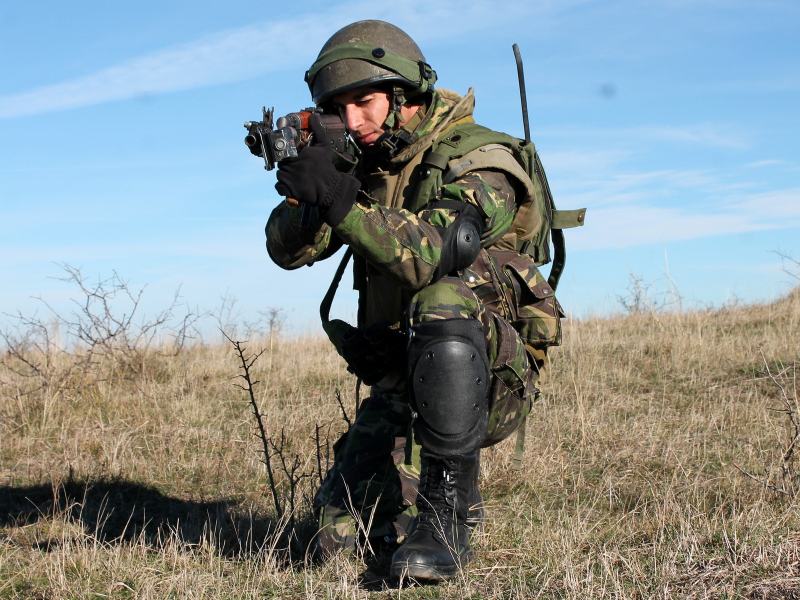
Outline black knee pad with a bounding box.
[407,318,490,455]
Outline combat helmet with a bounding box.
[305,20,437,106]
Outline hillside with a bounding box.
[2,289,800,599]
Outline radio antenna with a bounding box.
[512,44,531,144]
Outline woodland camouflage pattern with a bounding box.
[312,389,420,554]
[267,88,559,553]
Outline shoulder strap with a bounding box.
[410,124,522,213]
[442,144,534,196]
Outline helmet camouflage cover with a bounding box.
[306,20,437,106]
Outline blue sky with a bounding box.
[1,0,798,333]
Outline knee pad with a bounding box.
[407,318,490,455]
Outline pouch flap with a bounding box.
[503,254,555,300]
[322,318,354,357]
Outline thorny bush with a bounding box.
[0,264,202,402]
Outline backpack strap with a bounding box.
[442,144,545,249]
[442,144,534,194]
[410,124,523,213]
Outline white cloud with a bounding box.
[695,72,800,95]
[540,122,749,149]
[0,19,326,118]
[634,124,748,149]
[552,168,727,209]
[541,149,630,176]
[732,187,800,216]
[746,159,785,168]
[568,186,800,251]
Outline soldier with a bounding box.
[266,20,547,580]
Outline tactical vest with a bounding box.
[319,101,586,467]
[321,113,586,363]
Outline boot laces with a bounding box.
[416,457,458,529]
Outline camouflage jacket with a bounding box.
[266,89,530,330]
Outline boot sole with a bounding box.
[389,548,475,582]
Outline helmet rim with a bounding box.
[306,21,435,106]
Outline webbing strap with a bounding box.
[512,418,527,471]
[548,229,566,291]
[552,208,586,230]
[320,248,352,323]
[426,199,472,213]
[422,151,450,171]
[320,248,354,355]
[547,208,586,290]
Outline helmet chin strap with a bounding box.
[383,86,406,130]
[378,86,419,157]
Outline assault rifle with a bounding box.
[244,107,359,227]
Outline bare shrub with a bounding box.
[228,335,325,553]
[616,269,683,317]
[734,350,800,496]
[0,264,202,434]
[775,249,800,282]
[210,293,285,348]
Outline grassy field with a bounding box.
[2,286,800,599]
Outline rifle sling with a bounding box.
[320,248,354,356]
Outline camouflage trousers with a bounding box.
[313,276,539,556]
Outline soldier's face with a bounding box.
[332,86,419,147]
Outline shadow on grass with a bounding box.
[0,476,316,558]
[1,476,416,585]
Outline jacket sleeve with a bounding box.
[331,169,518,289]
[265,202,342,270]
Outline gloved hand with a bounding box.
[275,114,360,226]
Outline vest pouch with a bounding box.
[483,311,537,448]
[503,255,564,350]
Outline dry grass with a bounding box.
[2,288,800,599]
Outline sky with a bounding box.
[1,0,799,336]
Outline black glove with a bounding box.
[274,115,360,226]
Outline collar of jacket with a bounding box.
[390,87,476,167]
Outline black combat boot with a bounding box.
[390,451,479,581]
